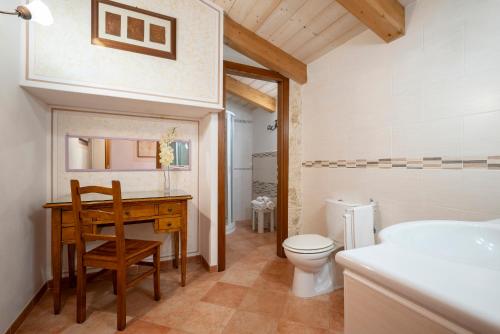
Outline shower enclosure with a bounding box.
[225,111,236,234]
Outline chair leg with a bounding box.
[76,260,87,324]
[252,209,256,231]
[270,210,275,232]
[116,267,127,331]
[258,210,264,234]
[112,271,117,295]
[153,246,161,301]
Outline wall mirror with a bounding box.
[66,135,190,172]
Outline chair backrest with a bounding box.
[70,180,126,263]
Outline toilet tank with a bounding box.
[325,199,358,246]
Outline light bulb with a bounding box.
[25,0,53,26]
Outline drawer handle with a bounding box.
[168,208,173,212]
[167,223,172,227]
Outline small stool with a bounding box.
[252,207,275,233]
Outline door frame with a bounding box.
[218,60,289,271]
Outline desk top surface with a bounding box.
[44,189,192,208]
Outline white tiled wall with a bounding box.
[301,0,500,235]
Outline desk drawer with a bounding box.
[156,217,181,232]
[159,202,182,216]
[123,205,156,220]
[62,210,75,226]
[62,225,95,243]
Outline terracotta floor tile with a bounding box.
[282,297,332,329]
[16,295,75,334]
[17,220,345,334]
[222,310,277,334]
[276,320,330,334]
[219,267,261,287]
[122,320,171,333]
[141,300,194,329]
[235,254,269,272]
[261,259,294,277]
[329,304,344,333]
[238,289,288,318]
[201,282,249,308]
[60,311,129,334]
[165,330,191,334]
[252,272,292,294]
[170,278,217,302]
[330,289,344,309]
[178,301,235,334]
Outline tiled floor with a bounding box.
[17,221,344,333]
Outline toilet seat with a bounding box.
[283,234,335,254]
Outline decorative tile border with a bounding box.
[252,181,277,198]
[302,156,500,170]
[234,119,253,124]
[252,151,277,158]
[488,156,500,170]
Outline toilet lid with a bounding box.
[283,234,334,252]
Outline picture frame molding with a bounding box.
[91,0,177,60]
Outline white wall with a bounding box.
[0,7,50,333]
[302,0,500,236]
[252,108,277,154]
[23,0,223,112]
[198,113,219,266]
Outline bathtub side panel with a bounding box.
[344,271,468,334]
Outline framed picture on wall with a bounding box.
[91,0,177,60]
[137,140,157,158]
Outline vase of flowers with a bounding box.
[159,127,176,194]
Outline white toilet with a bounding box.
[283,199,374,298]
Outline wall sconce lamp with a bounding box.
[267,120,278,131]
[0,0,53,26]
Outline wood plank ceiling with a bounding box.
[226,74,277,111]
[213,0,368,64]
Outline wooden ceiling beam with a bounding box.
[224,15,307,84]
[336,0,405,43]
[226,76,276,112]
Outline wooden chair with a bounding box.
[70,180,162,331]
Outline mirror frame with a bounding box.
[65,135,191,172]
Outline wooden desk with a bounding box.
[43,190,192,315]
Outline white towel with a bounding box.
[265,201,275,210]
[251,199,265,209]
[344,204,375,250]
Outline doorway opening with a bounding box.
[218,60,289,271]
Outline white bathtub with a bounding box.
[336,219,500,334]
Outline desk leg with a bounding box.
[172,232,179,269]
[51,208,62,314]
[68,244,76,288]
[181,203,187,287]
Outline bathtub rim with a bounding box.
[336,219,500,334]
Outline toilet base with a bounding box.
[292,261,334,298]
